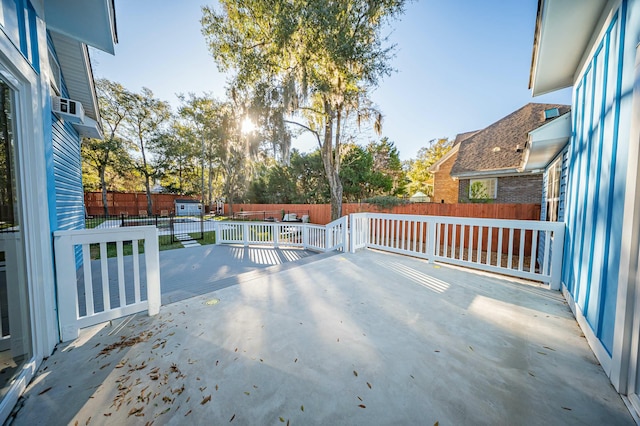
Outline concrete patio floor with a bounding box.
[9,250,634,425]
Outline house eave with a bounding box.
[529,0,607,96]
[50,32,101,126]
[452,169,543,180]
[520,112,572,171]
[72,116,103,139]
[44,0,117,54]
[429,144,459,173]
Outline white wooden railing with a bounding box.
[54,226,161,342]
[349,213,565,289]
[215,216,348,252]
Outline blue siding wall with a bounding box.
[45,35,86,268]
[51,114,85,232]
[562,5,628,355]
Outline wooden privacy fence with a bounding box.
[228,203,541,225]
[85,192,200,216]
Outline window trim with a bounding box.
[545,156,562,222]
[469,178,497,200]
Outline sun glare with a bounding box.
[241,117,256,134]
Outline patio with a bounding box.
[9,249,633,425]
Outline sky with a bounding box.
[90,0,573,161]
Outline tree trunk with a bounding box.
[320,100,343,221]
[144,173,153,215]
[208,158,213,211]
[100,166,109,216]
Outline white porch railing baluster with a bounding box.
[54,226,160,342]
[347,213,564,288]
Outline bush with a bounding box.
[363,196,410,210]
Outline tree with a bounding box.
[178,93,225,209]
[367,137,406,196]
[201,0,407,220]
[152,121,199,194]
[123,88,171,215]
[406,138,453,197]
[340,144,375,202]
[82,79,133,215]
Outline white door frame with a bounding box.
[0,18,58,423]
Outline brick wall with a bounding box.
[432,152,459,204]
[458,174,543,204]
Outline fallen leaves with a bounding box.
[128,406,144,417]
[201,395,212,405]
[98,332,152,357]
[358,404,366,409]
[38,387,52,395]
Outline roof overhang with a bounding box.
[452,169,543,179]
[49,32,100,123]
[45,0,117,54]
[428,144,459,173]
[529,0,607,96]
[521,112,571,171]
[72,116,103,139]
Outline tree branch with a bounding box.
[283,119,322,150]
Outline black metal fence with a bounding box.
[84,214,206,246]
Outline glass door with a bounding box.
[0,77,32,401]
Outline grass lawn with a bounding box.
[85,217,106,229]
[90,231,217,259]
[193,230,216,245]
[89,240,145,260]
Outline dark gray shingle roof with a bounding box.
[450,103,571,175]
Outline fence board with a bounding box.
[85,192,199,216]
[226,203,541,225]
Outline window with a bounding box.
[546,156,562,221]
[47,47,61,95]
[469,178,497,200]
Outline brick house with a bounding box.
[429,131,479,203]
[435,103,570,203]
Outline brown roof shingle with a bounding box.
[450,103,571,176]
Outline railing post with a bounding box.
[426,219,437,264]
[325,225,331,253]
[144,227,161,316]
[243,222,249,247]
[549,224,565,291]
[273,223,279,248]
[349,214,355,253]
[302,224,309,249]
[214,221,221,245]
[54,233,80,342]
[342,216,348,251]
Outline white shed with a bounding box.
[175,199,202,216]
[410,191,430,203]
